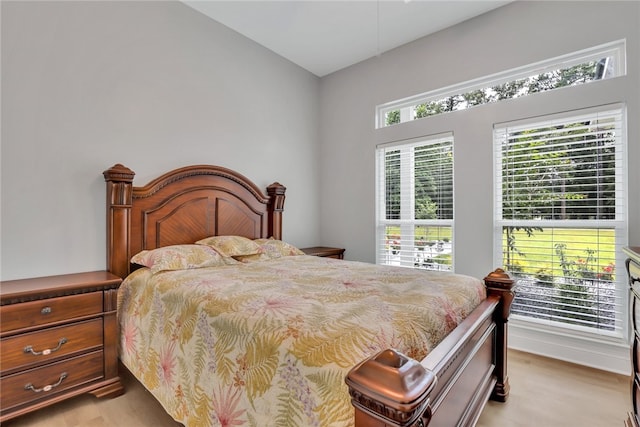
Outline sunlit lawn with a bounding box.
[504,228,617,278]
[384,226,617,278]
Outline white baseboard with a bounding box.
[508,319,631,375]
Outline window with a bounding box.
[376,133,454,271]
[494,106,627,337]
[377,40,625,128]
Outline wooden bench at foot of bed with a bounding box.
[346,269,515,427]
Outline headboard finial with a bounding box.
[103,164,135,182]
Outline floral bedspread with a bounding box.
[117,256,485,427]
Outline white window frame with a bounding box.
[492,104,628,342]
[376,133,454,271]
[376,40,626,128]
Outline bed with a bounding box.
[103,163,515,427]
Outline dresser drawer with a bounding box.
[635,302,640,337]
[1,318,103,374]
[630,258,640,295]
[631,259,640,337]
[0,350,104,413]
[0,292,103,334]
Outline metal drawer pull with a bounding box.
[24,337,68,356]
[41,306,52,315]
[24,372,67,393]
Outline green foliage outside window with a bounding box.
[386,60,605,125]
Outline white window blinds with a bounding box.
[494,105,627,336]
[376,134,454,271]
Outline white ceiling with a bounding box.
[183,0,512,77]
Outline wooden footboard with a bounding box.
[346,269,515,427]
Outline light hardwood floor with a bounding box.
[3,350,630,427]
[477,350,629,427]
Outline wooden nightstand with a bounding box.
[0,271,124,422]
[301,246,345,259]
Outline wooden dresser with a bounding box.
[301,246,345,259]
[0,271,124,422]
[625,246,640,427]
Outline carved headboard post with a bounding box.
[267,182,286,240]
[103,164,135,278]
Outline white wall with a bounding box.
[1,1,321,280]
[318,0,639,373]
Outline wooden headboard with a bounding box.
[103,164,286,278]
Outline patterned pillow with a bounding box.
[130,244,236,273]
[254,238,305,258]
[195,235,261,257]
[234,239,305,263]
[233,253,271,263]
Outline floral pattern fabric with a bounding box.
[253,239,306,258]
[196,235,262,257]
[117,256,485,427]
[130,244,237,273]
